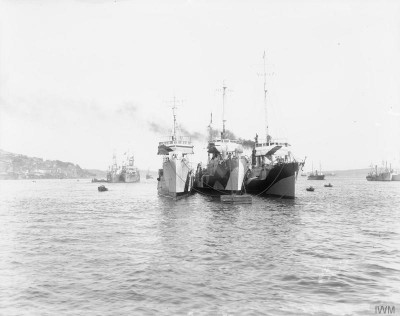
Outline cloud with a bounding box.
[0,95,107,121]
[147,121,168,134]
[147,119,207,141]
[115,102,138,117]
[179,126,207,141]
[212,128,255,149]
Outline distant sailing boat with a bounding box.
[244,52,303,198]
[194,82,250,195]
[157,99,194,199]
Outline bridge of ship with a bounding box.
[159,135,193,146]
[255,140,290,148]
[208,138,244,156]
[212,138,242,144]
[158,135,194,155]
[254,139,291,158]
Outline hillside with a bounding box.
[0,149,98,180]
[1,148,374,180]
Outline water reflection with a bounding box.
[0,179,399,315]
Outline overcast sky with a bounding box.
[1,0,399,171]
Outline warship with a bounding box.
[121,154,140,182]
[366,163,393,181]
[106,153,140,183]
[307,169,325,180]
[245,135,302,198]
[157,100,194,199]
[194,84,250,196]
[306,161,325,180]
[244,52,303,198]
[307,172,325,180]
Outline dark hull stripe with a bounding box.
[194,157,247,194]
[245,162,299,198]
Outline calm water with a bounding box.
[0,177,399,315]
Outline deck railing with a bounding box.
[256,138,290,147]
[210,138,241,144]
[159,135,192,146]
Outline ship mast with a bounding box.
[222,81,227,139]
[172,96,178,140]
[208,112,213,141]
[113,153,117,169]
[263,51,269,144]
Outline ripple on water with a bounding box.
[0,178,399,315]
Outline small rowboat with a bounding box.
[306,186,315,192]
[98,185,108,192]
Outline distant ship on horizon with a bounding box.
[107,153,140,183]
[366,163,393,181]
[307,163,325,180]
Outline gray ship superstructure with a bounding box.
[106,153,140,183]
[195,135,249,195]
[366,163,393,181]
[194,84,250,195]
[121,154,140,183]
[157,102,194,199]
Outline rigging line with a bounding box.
[254,163,286,197]
[191,161,234,195]
[160,157,192,194]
